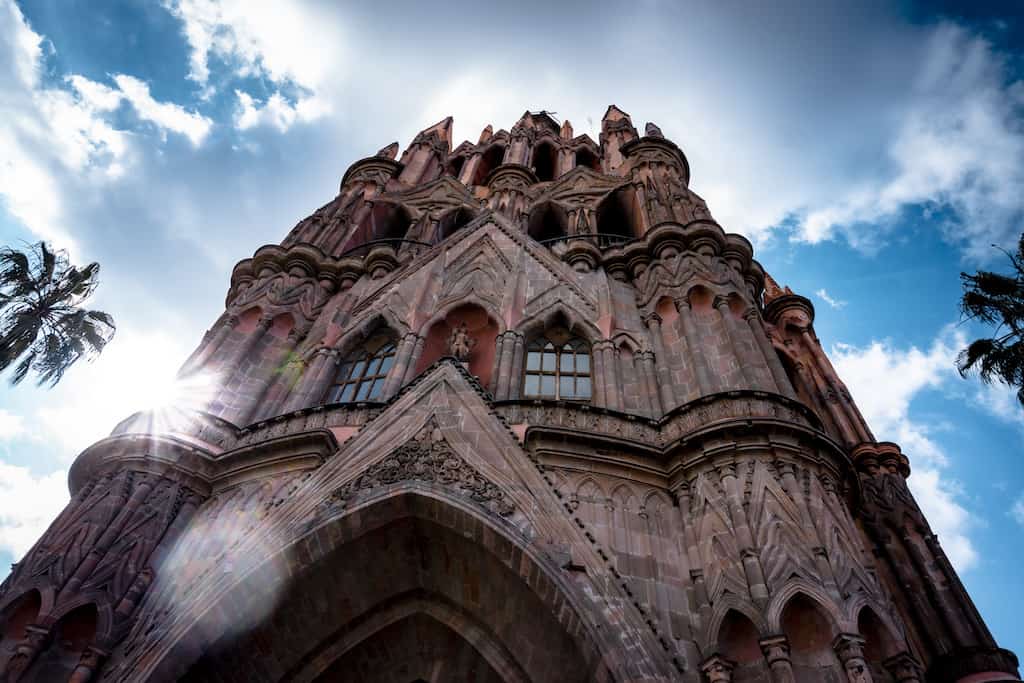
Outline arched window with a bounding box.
[327,333,397,402]
[575,147,600,171]
[472,145,505,186]
[527,202,569,243]
[524,333,591,400]
[533,141,558,182]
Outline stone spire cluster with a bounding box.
[0,107,1018,682]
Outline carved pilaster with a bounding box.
[833,633,874,683]
[759,634,796,683]
[700,653,735,682]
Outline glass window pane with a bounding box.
[351,359,366,379]
[368,378,386,399]
[365,357,382,376]
[560,352,575,372]
[524,374,540,396]
[559,376,574,398]
[541,375,556,396]
[526,351,541,371]
[379,355,394,373]
[576,353,590,373]
[356,380,372,401]
[542,352,556,371]
[339,383,355,402]
[576,377,591,399]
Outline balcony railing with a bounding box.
[538,233,633,250]
[337,238,434,260]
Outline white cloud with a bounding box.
[800,24,1024,260]
[0,0,212,251]
[0,461,68,560]
[831,327,979,570]
[111,75,212,146]
[815,288,847,310]
[0,410,25,441]
[1012,495,1024,527]
[234,89,328,133]
[162,0,345,90]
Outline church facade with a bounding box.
[0,107,1018,682]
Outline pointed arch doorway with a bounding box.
[177,489,605,683]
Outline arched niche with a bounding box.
[341,202,414,254]
[532,140,558,182]
[717,609,768,682]
[446,154,467,180]
[858,606,901,681]
[472,145,506,186]
[0,590,41,671]
[596,185,641,241]
[527,202,569,243]
[780,593,842,682]
[437,207,477,242]
[23,603,97,683]
[176,492,604,683]
[415,303,499,388]
[575,147,600,171]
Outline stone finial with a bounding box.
[560,119,574,140]
[478,124,493,144]
[375,142,399,159]
[645,122,664,137]
[763,272,792,302]
[602,104,632,124]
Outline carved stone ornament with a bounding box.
[322,420,516,517]
[447,321,477,361]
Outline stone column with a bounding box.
[716,462,769,605]
[674,298,714,395]
[598,342,621,410]
[714,296,757,389]
[282,347,336,412]
[643,313,677,411]
[68,646,108,683]
[383,333,419,397]
[222,315,273,373]
[242,327,305,423]
[700,654,736,682]
[883,652,923,683]
[760,635,797,683]
[0,625,49,680]
[591,342,607,406]
[402,335,426,385]
[638,350,663,417]
[744,308,796,399]
[833,634,875,683]
[801,328,872,443]
[495,332,518,400]
[508,332,525,398]
[181,313,238,375]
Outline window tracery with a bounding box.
[326,333,397,402]
[523,329,591,400]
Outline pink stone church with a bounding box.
[0,107,1018,682]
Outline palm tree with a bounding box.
[0,241,116,387]
[957,233,1024,406]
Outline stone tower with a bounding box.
[0,107,1018,683]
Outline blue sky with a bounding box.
[1,0,1022,657]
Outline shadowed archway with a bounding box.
[176,490,606,683]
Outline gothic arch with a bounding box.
[147,490,613,682]
[515,301,602,344]
[329,309,408,358]
[702,596,769,652]
[766,580,843,634]
[526,200,570,243]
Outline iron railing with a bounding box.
[337,238,433,260]
[538,233,633,250]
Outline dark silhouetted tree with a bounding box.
[957,233,1024,406]
[0,241,115,387]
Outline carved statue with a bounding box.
[447,322,476,361]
